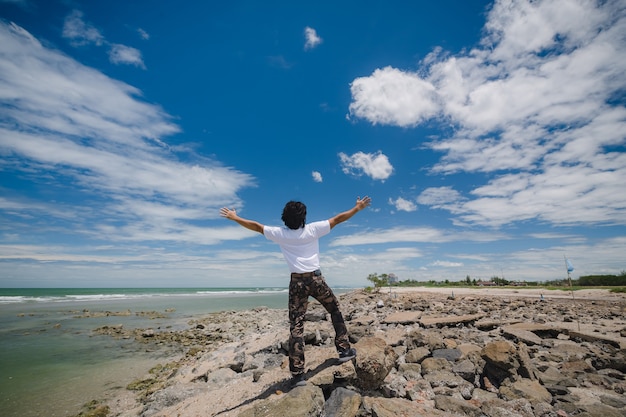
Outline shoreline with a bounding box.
[94,287,626,417]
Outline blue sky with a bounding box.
[1,0,625,288]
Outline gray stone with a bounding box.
[422,357,452,374]
[423,370,468,388]
[432,348,462,361]
[406,378,435,402]
[480,398,535,417]
[434,395,483,417]
[499,379,552,403]
[322,387,361,417]
[406,329,446,350]
[361,396,452,417]
[382,371,407,398]
[538,366,567,386]
[502,327,543,346]
[576,403,624,417]
[419,313,485,328]
[517,343,539,380]
[405,346,430,363]
[452,359,477,382]
[600,393,626,408]
[238,385,325,417]
[397,362,421,379]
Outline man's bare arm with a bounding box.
[220,207,264,234]
[328,196,371,229]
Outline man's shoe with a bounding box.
[338,347,357,363]
[291,373,307,387]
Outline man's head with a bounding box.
[282,201,306,229]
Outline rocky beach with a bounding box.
[89,288,626,417]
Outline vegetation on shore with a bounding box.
[365,271,626,293]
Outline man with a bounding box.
[220,196,371,387]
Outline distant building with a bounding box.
[388,273,399,284]
[477,280,497,287]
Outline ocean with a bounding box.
[0,287,350,417]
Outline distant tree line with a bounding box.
[366,271,626,290]
[577,272,626,286]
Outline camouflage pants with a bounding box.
[288,273,351,375]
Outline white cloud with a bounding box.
[389,197,417,212]
[62,10,146,68]
[330,227,446,247]
[348,66,440,126]
[109,44,146,68]
[0,22,255,244]
[417,187,463,208]
[304,26,322,50]
[62,10,104,46]
[431,260,463,268]
[339,151,393,181]
[348,0,626,228]
[137,28,150,40]
[329,226,507,247]
[312,171,323,182]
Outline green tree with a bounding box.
[367,273,389,291]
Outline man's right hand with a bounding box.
[356,196,372,211]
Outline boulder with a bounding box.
[432,348,462,361]
[322,387,361,417]
[238,385,325,417]
[481,341,520,386]
[499,379,552,403]
[361,396,452,417]
[421,357,452,374]
[434,395,482,417]
[482,341,519,372]
[406,330,446,350]
[353,337,398,390]
[405,347,430,363]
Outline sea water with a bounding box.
[0,287,309,417]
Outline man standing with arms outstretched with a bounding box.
[220,196,371,387]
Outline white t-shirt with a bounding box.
[263,220,331,273]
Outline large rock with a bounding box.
[481,341,519,372]
[481,340,520,386]
[361,396,453,417]
[322,387,361,417]
[480,398,535,417]
[434,395,482,417]
[405,347,430,363]
[238,385,325,417]
[406,330,446,350]
[353,337,398,390]
[499,379,552,403]
[421,357,452,374]
[516,343,539,380]
[452,359,478,382]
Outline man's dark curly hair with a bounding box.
[282,201,307,230]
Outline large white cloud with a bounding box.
[0,21,255,243]
[339,151,394,181]
[348,67,440,126]
[349,0,626,227]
